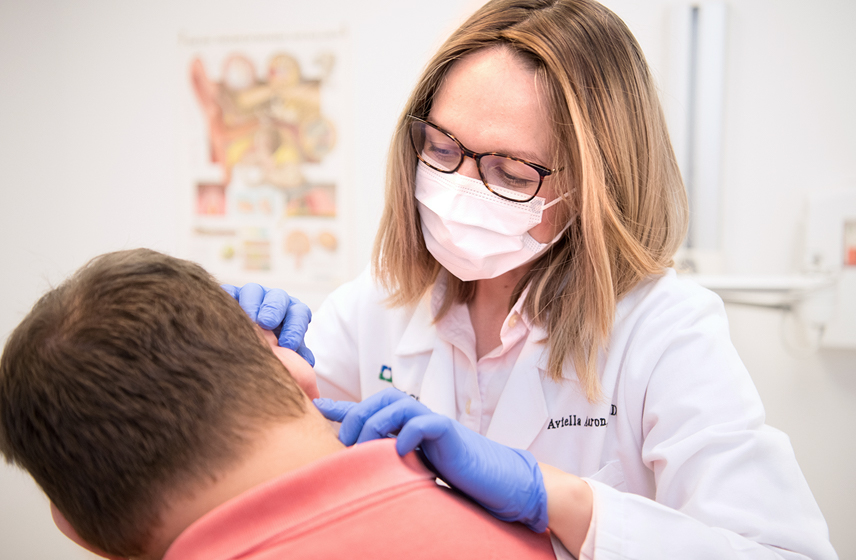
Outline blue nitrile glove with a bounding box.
[314,388,548,532]
[222,283,315,366]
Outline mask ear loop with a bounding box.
[541,188,574,210]
[532,189,576,248]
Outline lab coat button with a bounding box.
[508,313,519,328]
[465,399,472,415]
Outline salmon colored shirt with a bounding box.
[163,438,555,560]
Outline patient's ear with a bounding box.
[258,328,320,399]
[51,502,127,560]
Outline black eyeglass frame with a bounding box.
[407,115,558,203]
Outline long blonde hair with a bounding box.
[372,0,688,401]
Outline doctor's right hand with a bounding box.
[222,283,315,366]
[314,388,549,533]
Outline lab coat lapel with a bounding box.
[392,292,456,420]
[417,339,457,420]
[485,329,549,451]
[394,293,435,356]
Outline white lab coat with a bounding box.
[305,268,837,560]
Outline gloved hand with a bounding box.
[222,283,315,366]
[314,388,548,532]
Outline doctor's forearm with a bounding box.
[539,463,593,558]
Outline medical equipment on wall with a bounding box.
[689,187,856,352]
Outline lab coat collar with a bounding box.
[390,279,457,419]
[416,338,458,419]
[533,324,551,372]
[485,330,550,450]
[392,272,460,357]
[393,289,437,356]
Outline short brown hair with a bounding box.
[373,0,688,401]
[0,249,306,556]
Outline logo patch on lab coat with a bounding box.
[379,365,392,383]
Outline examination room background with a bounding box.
[1,0,854,558]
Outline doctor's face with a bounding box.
[427,47,566,243]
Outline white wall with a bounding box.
[720,2,856,553]
[1,0,853,558]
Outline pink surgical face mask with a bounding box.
[414,161,569,281]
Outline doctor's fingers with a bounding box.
[234,283,267,323]
[230,284,314,364]
[354,396,433,444]
[312,388,413,442]
[221,284,240,299]
[336,388,414,445]
[276,298,312,351]
[313,398,355,422]
[294,343,316,367]
[230,283,295,332]
[257,288,292,331]
[395,413,460,457]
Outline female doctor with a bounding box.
[229,0,836,558]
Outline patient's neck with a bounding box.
[142,400,344,560]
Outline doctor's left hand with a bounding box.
[222,283,315,366]
[314,388,548,533]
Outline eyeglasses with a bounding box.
[408,115,557,203]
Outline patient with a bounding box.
[0,249,554,560]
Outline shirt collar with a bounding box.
[395,273,546,358]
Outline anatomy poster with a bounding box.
[180,29,350,290]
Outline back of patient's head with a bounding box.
[0,248,306,557]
